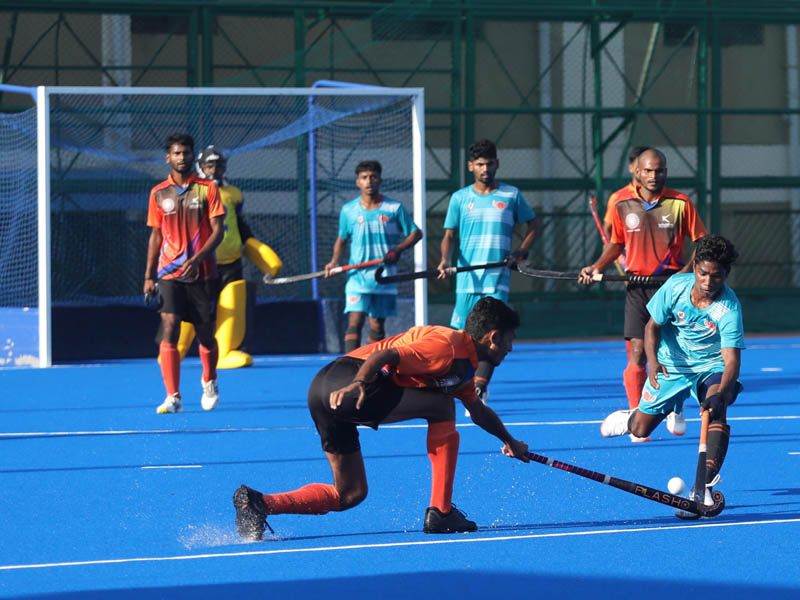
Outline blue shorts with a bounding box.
[344,292,396,319]
[450,291,508,329]
[639,371,742,416]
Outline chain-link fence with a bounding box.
[2,1,799,338]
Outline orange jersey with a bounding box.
[603,183,635,227]
[347,325,480,404]
[609,186,706,275]
[147,173,224,281]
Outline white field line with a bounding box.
[140,465,202,469]
[1,517,799,572]
[2,414,800,438]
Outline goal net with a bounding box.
[0,85,426,366]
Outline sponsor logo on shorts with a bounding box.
[625,213,641,230]
[348,295,361,304]
[642,389,657,403]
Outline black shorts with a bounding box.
[307,356,456,455]
[623,274,675,340]
[218,258,244,289]
[158,278,219,326]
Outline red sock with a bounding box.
[623,364,647,410]
[263,483,340,515]
[427,421,459,513]
[159,342,180,396]
[199,341,218,383]
[625,339,631,362]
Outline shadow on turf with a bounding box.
[19,571,800,600]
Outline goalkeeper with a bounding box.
[173,146,282,369]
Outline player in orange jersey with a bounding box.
[579,148,707,441]
[233,297,530,540]
[144,133,225,414]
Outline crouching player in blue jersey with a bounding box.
[600,235,743,515]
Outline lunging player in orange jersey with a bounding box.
[233,297,530,540]
[579,148,707,442]
[144,133,225,414]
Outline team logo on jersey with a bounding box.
[493,200,507,210]
[358,215,364,225]
[467,202,474,212]
[676,310,685,321]
[161,198,176,214]
[658,214,674,229]
[348,295,361,304]
[378,215,389,223]
[625,213,641,230]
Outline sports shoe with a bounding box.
[423,504,477,534]
[465,385,489,416]
[201,378,219,411]
[629,433,651,443]
[666,410,686,436]
[600,409,632,438]
[233,485,273,541]
[156,393,182,414]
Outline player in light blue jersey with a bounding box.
[326,160,422,353]
[600,235,743,514]
[437,139,538,403]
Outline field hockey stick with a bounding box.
[526,450,725,518]
[263,258,384,284]
[374,261,509,284]
[515,260,668,284]
[676,409,712,520]
[589,196,626,276]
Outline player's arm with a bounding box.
[144,227,162,295]
[702,347,742,417]
[465,398,529,462]
[325,236,347,276]
[578,242,625,284]
[384,228,422,265]
[644,317,668,388]
[437,228,456,278]
[506,217,539,266]
[182,215,224,279]
[329,348,400,411]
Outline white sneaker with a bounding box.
[157,393,182,414]
[600,409,632,438]
[629,433,651,443]
[201,378,219,411]
[666,411,686,436]
[465,386,489,416]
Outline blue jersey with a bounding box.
[338,196,419,295]
[647,273,744,374]
[444,183,535,294]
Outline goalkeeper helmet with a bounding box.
[196,145,227,183]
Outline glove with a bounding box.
[701,393,725,415]
[383,248,401,265]
[504,248,529,267]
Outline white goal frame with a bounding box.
[34,85,426,367]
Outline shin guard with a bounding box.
[427,421,459,513]
[706,422,730,485]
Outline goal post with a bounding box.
[0,84,426,366]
